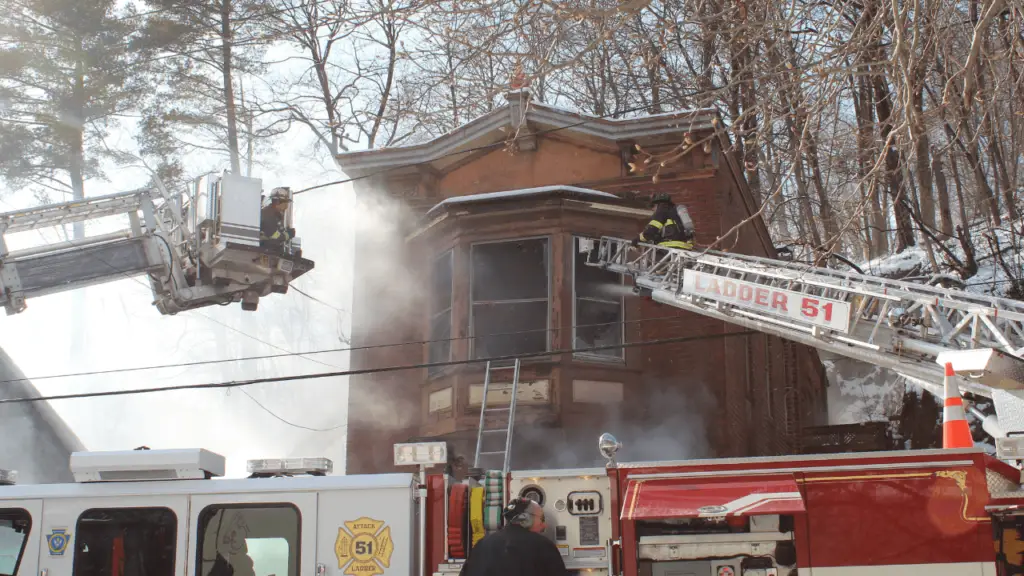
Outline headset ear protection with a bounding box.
[503,498,533,525]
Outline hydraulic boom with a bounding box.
[0,173,314,316]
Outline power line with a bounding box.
[0,331,756,405]
[238,388,347,432]
[291,285,346,312]
[0,313,693,385]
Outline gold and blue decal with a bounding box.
[46,528,71,556]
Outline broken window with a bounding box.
[573,237,623,360]
[429,251,453,375]
[471,238,549,359]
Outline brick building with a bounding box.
[335,90,829,474]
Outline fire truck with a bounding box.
[5,237,1024,576]
[2,440,1024,576]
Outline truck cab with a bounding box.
[0,449,415,576]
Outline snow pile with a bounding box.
[861,215,1023,299]
[823,214,1022,436]
[822,354,905,425]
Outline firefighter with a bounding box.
[458,498,567,576]
[631,192,695,250]
[260,187,295,251]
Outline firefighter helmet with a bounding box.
[269,187,291,203]
[650,193,673,205]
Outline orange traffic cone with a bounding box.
[943,362,974,449]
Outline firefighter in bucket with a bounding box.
[632,193,695,250]
[260,187,296,253]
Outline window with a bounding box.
[0,509,30,576]
[72,508,176,576]
[197,505,299,576]
[471,238,550,359]
[429,251,454,376]
[573,237,624,360]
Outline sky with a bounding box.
[0,127,360,479]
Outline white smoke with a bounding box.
[511,376,716,469]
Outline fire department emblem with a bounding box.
[46,528,70,556]
[334,517,394,576]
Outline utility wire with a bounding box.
[0,331,756,405]
[291,285,346,312]
[0,313,692,385]
[237,388,347,432]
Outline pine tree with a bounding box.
[139,0,285,175]
[0,0,148,235]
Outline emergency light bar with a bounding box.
[247,457,333,476]
[393,442,447,466]
[0,469,16,486]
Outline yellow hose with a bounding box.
[470,486,485,547]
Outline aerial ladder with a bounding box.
[0,172,314,316]
[582,236,1024,454]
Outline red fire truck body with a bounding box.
[429,447,1024,576]
[5,445,1024,576]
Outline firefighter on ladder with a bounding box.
[631,193,695,250]
[260,187,295,252]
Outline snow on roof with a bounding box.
[425,186,618,216]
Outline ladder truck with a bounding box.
[581,236,1024,453]
[0,172,314,316]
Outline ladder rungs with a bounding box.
[485,407,509,412]
[482,429,506,434]
[479,451,505,456]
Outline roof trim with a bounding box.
[336,100,719,177]
[424,185,619,216]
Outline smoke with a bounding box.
[511,376,716,469]
[0,346,84,484]
[341,186,430,435]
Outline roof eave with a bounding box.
[335,106,721,179]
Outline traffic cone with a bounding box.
[943,362,974,449]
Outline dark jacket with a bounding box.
[638,202,693,249]
[260,205,291,245]
[458,525,567,576]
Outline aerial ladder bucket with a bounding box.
[0,172,314,316]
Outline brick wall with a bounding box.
[343,130,829,473]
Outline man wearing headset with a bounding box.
[458,497,568,576]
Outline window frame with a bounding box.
[194,503,302,576]
[468,235,552,361]
[571,235,625,363]
[0,508,31,576]
[428,249,455,376]
[72,506,178,576]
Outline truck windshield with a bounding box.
[0,509,31,576]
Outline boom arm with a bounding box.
[0,173,314,316]
[585,236,1024,400]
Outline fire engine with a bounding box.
[3,440,1024,576]
[5,237,1024,576]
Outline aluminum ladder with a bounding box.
[472,359,521,476]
